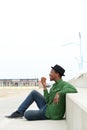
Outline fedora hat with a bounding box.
[51,64,65,76]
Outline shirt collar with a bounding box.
[55,79,63,84]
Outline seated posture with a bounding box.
[6,64,77,120]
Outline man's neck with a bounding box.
[54,77,61,82]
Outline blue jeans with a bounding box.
[17,90,47,120]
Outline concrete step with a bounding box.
[66,88,87,130]
[0,117,67,130]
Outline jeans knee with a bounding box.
[24,110,36,120]
[24,111,29,120]
[31,90,37,94]
[24,110,47,120]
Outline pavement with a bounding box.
[0,88,67,130]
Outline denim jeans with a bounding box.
[17,90,47,120]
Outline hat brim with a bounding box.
[51,67,65,76]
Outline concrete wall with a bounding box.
[69,72,87,88]
[66,72,87,130]
[66,89,87,130]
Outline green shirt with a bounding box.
[44,79,77,120]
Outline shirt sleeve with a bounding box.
[43,89,49,103]
[58,85,78,96]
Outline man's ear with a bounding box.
[57,73,60,77]
[57,73,62,78]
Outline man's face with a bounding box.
[49,69,58,81]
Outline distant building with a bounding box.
[0,79,39,87]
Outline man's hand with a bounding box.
[53,93,60,104]
[41,77,47,90]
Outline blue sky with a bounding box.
[0,0,87,81]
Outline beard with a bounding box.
[50,77,54,81]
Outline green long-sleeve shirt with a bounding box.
[44,79,77,120]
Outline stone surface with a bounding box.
[66,88,87,130]
[0,88,67,130]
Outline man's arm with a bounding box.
[53,93,60,104]
[41,77,49,103]
[53,84,77,104]
[58,85,77,96]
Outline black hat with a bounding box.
[51,64,65,76]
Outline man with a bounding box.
[6,64,77,120]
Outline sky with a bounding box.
[0,0,87,81]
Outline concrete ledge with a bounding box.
[66,88,87,130]
[0,117,67,130]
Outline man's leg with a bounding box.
[18,90,46,114]
[24,105,47,120]
[6,90,46,118]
